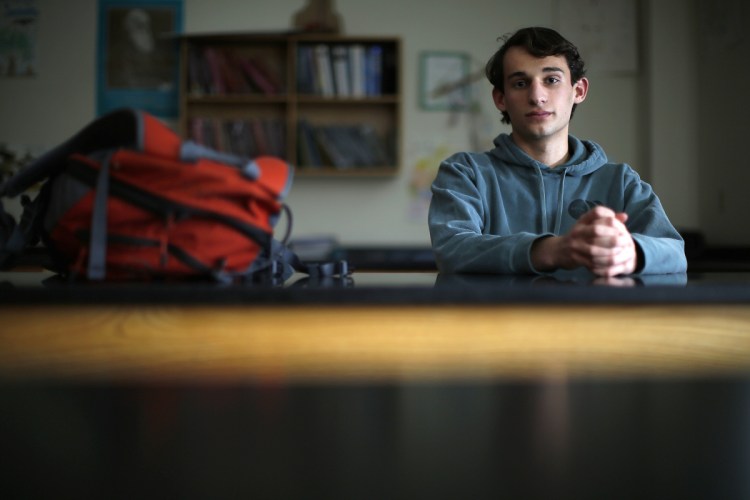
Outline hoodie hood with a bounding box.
[490,133,608,176]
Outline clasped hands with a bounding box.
[531,206,638,277]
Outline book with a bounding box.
[348,44,366,98]
[263,118,285,157]
[315,126,350,168]
[297,119,322,168]
[188,47,207,95]
[237,55,279,95]
[365,45,383,96]
[250,119,271,156]
[224,120,252,158]
[314,44,335,97]
[216,50,251,94]
[297,45,317,94]
[202,47,226,94]
[331,45,351,97]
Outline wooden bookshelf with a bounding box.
[179,32,402,177]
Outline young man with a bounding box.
[428,27,686,276]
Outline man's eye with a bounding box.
[512,80,527,89]
[546,76,561,84]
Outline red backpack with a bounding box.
[0,108,346,283]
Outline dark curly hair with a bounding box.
[485,27,587,124]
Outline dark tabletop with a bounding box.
[3,268,750,305]
[4,267,750,498]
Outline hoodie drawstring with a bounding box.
[534,165,548,233]
[554,167,569,234]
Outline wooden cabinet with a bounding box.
[179,32,401,177]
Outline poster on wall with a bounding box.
[96,0,183,119]
[0,0,39,77]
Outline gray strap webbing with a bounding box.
[87,156,111,280]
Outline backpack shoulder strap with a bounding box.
[1,108,146,198]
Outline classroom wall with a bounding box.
[694,1,750,245]
[646,0,700,237]
[0,0,710,246]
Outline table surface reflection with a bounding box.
[2,377,750,500]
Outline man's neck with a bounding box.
[510,133,570,168]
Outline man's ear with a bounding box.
[492,87,506,112]
[573,77,589,104]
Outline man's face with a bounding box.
[493,46,588,145]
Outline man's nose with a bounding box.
[528,81,547,105]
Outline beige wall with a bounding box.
[694,0,750,245]
[1,0,710,246]
[647,0,701,237]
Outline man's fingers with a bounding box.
[569,227,629,251]
[577,205,616,224]
[566,208,636,275]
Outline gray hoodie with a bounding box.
[428,133,686,275]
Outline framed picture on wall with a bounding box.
[419,51,470,111]
[0,0,40,77]
[96,0,183,119]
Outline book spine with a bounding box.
[188,47,206,95]
[315,126,350,168]
[297,120,322,168]
[314,44,335,97]
[217,49,250,94]
[297,46,316,94]
[238,56,277,95]
[202,47,226,95]
[365,45,383,96]
[349,44,366,98]
[331,45,351,97]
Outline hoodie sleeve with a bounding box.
[428,155,546,274]
[622,169,688,275]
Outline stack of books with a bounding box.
[296,43,387,97]
[297,120,393,169]
[188,117,286,158]
[188,46,284,96]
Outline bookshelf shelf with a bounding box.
[179,32,402,177]
[295,96,399,104]
[292,167,398,178]
[186,95,290,104]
